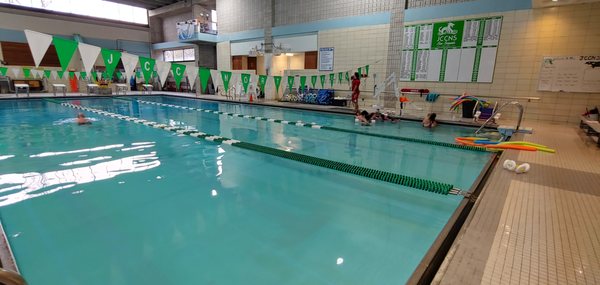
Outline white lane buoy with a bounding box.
[503,159,517,171]
[515,163,530,174]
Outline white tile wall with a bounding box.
[401,3,600,123]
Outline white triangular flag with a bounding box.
[185,64,198,89]
[34,69,42,78]
[96,72,103,81]
[74,72,80,79]
[51,70,58,80]
[11,68,21,78]
[156,60,171,87]
[121,53,138,82]
[78,43,101,75]
[24,30,53,68]
[210,69,222,87]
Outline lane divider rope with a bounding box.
[57,101,458,195]
[131,98,488,153]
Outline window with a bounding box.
[0,0,148,25]
[163,48,195,62]
[211,10,217,31]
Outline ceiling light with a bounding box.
[285,53,294,56]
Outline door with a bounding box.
[232,56,243,70]
[304,51,318,69]
[248,57,257,73]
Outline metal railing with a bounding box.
[0,268,26,285]
[475,101,525,135]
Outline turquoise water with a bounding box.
[0,97,490,285]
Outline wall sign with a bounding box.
[401,16,502,83]
[319,47,334,71]
[538,56,600,93]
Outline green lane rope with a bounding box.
[56,101,457,195]
[131,98,488,153]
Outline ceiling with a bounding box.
[106,0,216,10]
[532,0,600,8]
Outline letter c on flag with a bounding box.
[144,61,150,71]
[176,67,181,76]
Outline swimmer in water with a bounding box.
[76,113,91,125]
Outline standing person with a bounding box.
[351,72,361,113]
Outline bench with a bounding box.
[115,84,128,95]
[141,84,153,95]
[579,116,600,147]
[14,84,29,97]
[52,84,67,96]
[86,84,99,95]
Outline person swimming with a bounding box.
[422,113,437,128]
[76,113,91,125]
[372,109,400,123]
[355,110,372,125]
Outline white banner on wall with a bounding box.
[538,55,600,93]
[401,16,502,83]
[319,47,334,71]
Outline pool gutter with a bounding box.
[406,149,500,285]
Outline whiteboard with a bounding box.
[538,56,600,93]
[401,16,502,83]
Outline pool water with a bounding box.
[0,97,491,285]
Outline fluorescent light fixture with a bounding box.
[285,53,294,56]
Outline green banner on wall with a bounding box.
[43,70,51,78]
[258,75,268,92]
[22,68,31,78]
[139,57,156,84]
[171,63,187,90]
[80,71,87,80]
[199,68,211,93]
[52,37,78,71]
[320,75,326,89]
[287,76,295,92]
[241,73,251,93]
[300,76,306,89]
[329,73,335,88]
[432,21,464,49]
[311,75,317,88]
[273,76,282,93]
[57,70,65,79]
[101,49,122,78]
[0,67,7,76]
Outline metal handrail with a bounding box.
[0,268,27,285]
[475,101,524,135]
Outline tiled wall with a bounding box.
[400,3,600,123]
[216,0,268,34]
[273,0,392,27]
[217,41,232,70]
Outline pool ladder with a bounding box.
[0,268,27,285]
[475,101,524,137]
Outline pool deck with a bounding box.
[433,121,600,285]
[2,92,599,284]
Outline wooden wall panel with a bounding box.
[1,42,60,67]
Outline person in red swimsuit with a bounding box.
[351,72,361,113]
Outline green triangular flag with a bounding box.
[139,57,156,84]
[320,75,326,89]
[170,63,186,90]
[23,68,31,78]
[153,71,158,78]
[80,71,87,80]
[338,72,343,84]
[0,67,7,76]
[329,73,335,88]
[220,71,232,92]
[365,65,369,76]
[287,76,295,92]
[273,76,282,94]
[300,76,306,89]
[69,71,75,79]
[115,71,123,80]
[357,67,362,77]
[258,75,267,92]
[136,71,142,79]
[101,48,122,78]
[43,70,51,78]
[345,71,349,82]
[240,73,251,93]
[199,68,211,93]
[57,70,65,79]
[311,75,317,88]
[52,37,78,71]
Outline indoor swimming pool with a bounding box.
[0,96,493,285]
